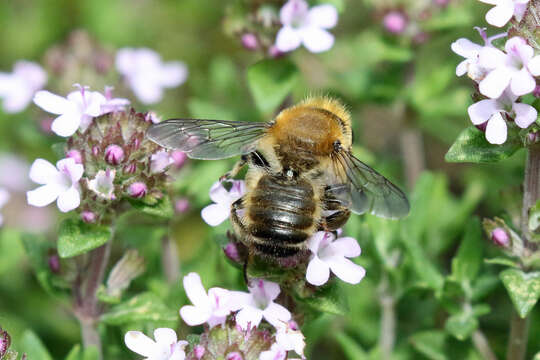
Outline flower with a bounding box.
[259,344,287,360]
[116,48,188,104]
[101,86,130,113]
[491,227,510,247]
[171,150,187,169]
[468,89,537,144]
[274,323,305,358]
[275,0,338,53]
[81,210,97,223]
[0,327,11,358]
[241,33,259,50]
[234,279,291,330]
[383,11,407,34]
[179,272,234,328]
[66,149,83,164]
[27,158,83,212]
[104,144,125,165]
[0,188,9,226]
[124,328,187,360]
[33,85,106,137]
[0,61,46,113]
[174,198,189,213]
[0,154,30,192]
[201,180,246,226]
[87,169,116,200]
[128,182,148,198]
[226,352,243,360]
[478,0,529,27]
[306,231,365,286]
[478,36,540,98]
[150,150,174,173]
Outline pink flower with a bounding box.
[201,180,246,226]
[150,150,174,173]
[101,86,130,113]
[33,85,106,137]
[116,48,188,105]
[491,227,510,247]
[383,11,407,34]
[104,144,125,165]
[0,61,46,113]
[468,89,537,144]
[66,149,83,164]
[233,279,291,330]
[124,328,187,360]
[26,158,83,212]
[179,272,234,328]
[87,169,116,200]
[129,182,148,198]
[306,231,365,286]
[275,0,338,53]
[478,37,540,98]
[478,0,529,27]
[0,188,9,227]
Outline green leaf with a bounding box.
[295,280,348,316]
[500,269,540,318]
[334,332,368,360]
[247,58,299,114]
[451,218,482,285]
[20,330,52,360]
[484,257,520,268]
[528,199,540,241]
[128,194,173,219]
[57,218,111,258]
[101,292,177,325]
[21,234,56,295]
[82,346,99,360]
[445,310,478,340]
[409,331,448,360]
[445,126,521,163]
[65,344,81,360]
[533,351,540,360]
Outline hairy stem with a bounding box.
[399,128,425,188]
[506,310,530,360]
[472,330,497,360]
[161,235,180,284]
[378,276,396,358]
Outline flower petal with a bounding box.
[56,186,80,212]
[27,184,60,207]
[478,46,508,70]
[307,231,326,253]
[455,59,469,76]
[451,38,482,58]
[183,272,210,307]
[249,279,281,303]
[153,328,177,346]
[306,256,330,286]
[276,26,302,52]
[159,62,188,88]
[485,113,508,144]
[179,305,211,326]
[485,0,514,27]
[467,99,499,125]
[263,302,292,328]
[327,258,366,284]
[510,68,535,96]
[29,159,59,185]
[528,56,540,76]
[479,67,512,99]
[307,4,338,29]
[227,290,253,311]
[33,91,70,115]
[505,37,532,64]
[235,306,264,330]
[208,181,230,203]
[124,331,155,357]
[513,103,537,128]
[301,27,334,53]
[328,237,361,258]
[201,204,230,226]
[131,76,163,105]
[56,158,84,183]
[280,0,309,25]
[51,112,81,137]
[84,91,107,117]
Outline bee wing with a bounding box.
[146,119,269,160]
[330,151,410,219]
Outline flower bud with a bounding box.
[194,345,205,359]
[128,182,147,198]
[491,227,510,247]
[171,150,187,169]
[226,352,243,360]
[528,132,539,143]
[175,198,190,213]
[224,242,242,263]
[48,254,60,274]
[241,33,259,50]
[383,11,407,34]
[81,210,97,223]
[105,144,125,165]
[123,163,137,174]
[268,45,284,58]
[288,320,300,331]
[92,145,100,157]
[66,149,83,164]
[106,249,145,298]
[0,327,11,358]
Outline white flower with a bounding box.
[150,150,174,173]
[468,89,537,144]
[26,158,83,212]
[478,0,529,27]
[478,36,540,98]
[275,323,306,359]
[306,231,365,286]
[87,169,116,200]
[259,344,287,360]
[179,272,234,328]
[124,328,187,360]
[33,85,106,137]
[275,0,338,53]
[101,86,130,113]
[0,188,10,226]
[0,154,30,191]
[116,48,188,105]
[233,279,291,330]
[0,61,46,113]
[201,180,246,226]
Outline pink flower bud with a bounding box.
[66,149,83,164]
[224,242,241,263]
[171,150,187,169]
[268,45,284,58]
[81,211,97,223]
[491,228,510,247]
[48,254,60,273]
[434,0,450,6]
[288,320,300,331]
[528,132,539,143]
[534,85,540,98]
[123,163,137,174]
[383,11,407,34]
[241,33,259,50]
[105,144,125,165]
[226,352,243,360]
[128,182,147,198]
[175,198,190,213]
[40,117,54,134]
[194,345,205,359]
[0,328,10,358]
[92,145,100,157]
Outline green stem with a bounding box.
[506,311,530,360]
[378,275,396,359]
[472,330,497,360]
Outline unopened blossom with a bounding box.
[491,227,510,247]
[478,0,529,27]
[150,150,174,173]
[81,210,97,223]
[174,198,189,213]
[33,85,106,136]
[179,272,235,328]
[468,89,537,144]
[48,254,60,274]
[383,11,407,34]
[201,180,246,226]
[275,0,338,53]
[306,231,365,286]
[226,352,243,360]
[105,144,125,165]
[66,149,83,164]
[0,61,46,113]
[0,327,10,358]
[27,158,83,212]
[128,182,147,198]
[101,86,130,113]
[116,48,188,104]
[478,36,540,98]
[87,169,116,200]
[241,33,259,50]
[125,328,187,360]
[0,188,9,226]
[234,279,291,330]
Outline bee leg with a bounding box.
[219,155,248,181]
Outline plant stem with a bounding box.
[472,330,497,360]
[378,276,396,359]
[506,310,530,360]
[399,127,425,189]
[161,235,180,284]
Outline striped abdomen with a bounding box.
[247,175,317,257]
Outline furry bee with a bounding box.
[147,97,409,259]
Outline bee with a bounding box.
[147,97,409,260]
